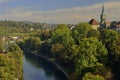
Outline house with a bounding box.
[89,19,100,30]
[89,6,111,30]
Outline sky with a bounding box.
[0,0,120,24]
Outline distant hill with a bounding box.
[0,20,45,29]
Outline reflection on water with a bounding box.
[23,54,68,80]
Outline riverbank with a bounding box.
[23,54,68,80]
[25,51,69,80]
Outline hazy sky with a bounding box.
[0,0,120,23]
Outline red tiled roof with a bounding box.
[89,19,100,25]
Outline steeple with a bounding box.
[102,5,104,15]
[100,5,106,29]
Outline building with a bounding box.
[89,5,111,30]
[100,5,107,29]
[89,19,100,30]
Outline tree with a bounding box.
[8,43,22,53]
[51,43,64,57]
[39,39,51,56]
[0,45,23,80]
[87,29,100,39]
[0,40,4,53]
[82,72,105,80]
[100,29,119,64]
[25,37,41,51]
[39,30,52,40]
[72,22,92,44]
[52,24,71,44]
[109,36,120,62]
[75,37,108,79]
[100,29,118,45]
[51,35,75,60]
[51,24,75,59]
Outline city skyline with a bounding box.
[0,0,120,23]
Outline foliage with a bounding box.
[109,37,120,62]
[75,37,108,79]
[51,24,75,61]
[87,29,100,39]
[72,22,92,44]
[0,20,43,29]
[82,72,105,80]
[100,29,118,45]
[0,42,23,80]
[18,23,120,80]
[0,40,4,53]
[52,24,71,44]
[39,39,51,56]
[51,43,64,57]
[8,43,22,52]
[24,37,41,51]
[39,30,52,40]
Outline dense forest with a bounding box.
[0,21,120,80]
[19,22,120,80]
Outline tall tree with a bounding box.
[72,22,92,44]
[109,36,120,62]
[52,24,71,44]
[100,29,119,64]
[75,37,108,79]
[100,29,118,45]
[51,24,75,61]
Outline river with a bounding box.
[23,54,68,80]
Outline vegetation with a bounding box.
[0,42,23,80]
[0,20,120,80]
[74,37,108,79]
[19,22,120,80]
[82,72,105,80]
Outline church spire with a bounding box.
[102,5,104,14]
[100,5,106,29]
